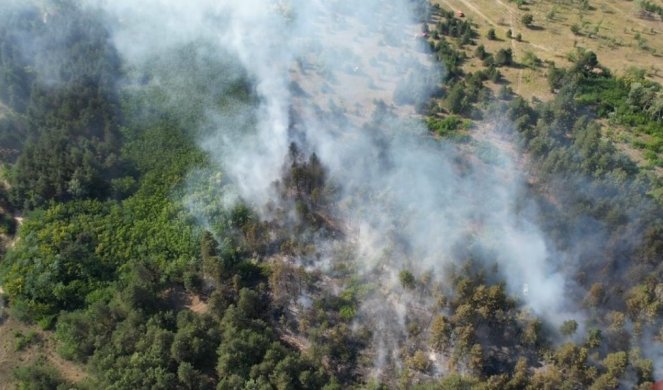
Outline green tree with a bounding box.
[495,48,514,67]
[521,14,534,27]
[399,270,416,289]
[560,320,578,337]
[446,82,470,114]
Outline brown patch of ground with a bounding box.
[280,329,311,352]
[187,294,209,314]
[0,316,88,389]
[165,286,209,315]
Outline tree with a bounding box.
[408,350,432,373]
[585,328,602,349]
[487,28,497,40]
[430,315,452,351]
[571,50,599,76]
[522,51,541,68]
[399,270,416,289]
[446,82,470,114]
[560,320,578,337]
[521,14,534,27]
[201,231,221,280]
[469,344,483,374]
[547,66,567,92]
[474,44,487,60]
[495,48,514,67]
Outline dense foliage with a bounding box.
[0,1,661,389]
[0,4,124,209]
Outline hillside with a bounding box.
[0,0,662,389]
[432,0,663,179]
[436,0,663,98]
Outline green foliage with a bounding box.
[427,115,470,137]
[14,330,39,351]
[560,320,578,337]
[0,5,125,210]
[13,361,72,390]
[521,13,534,27]
[399,270,416,289]
[432,38,466,81]
[1,3,662,389]
[640,0,663,19]
[436,10,477,42]
[446,82,472,115]
[494,48,514,67]
[474,44,487,60]
[522,50,542,69]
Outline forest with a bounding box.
[0,0,661,389]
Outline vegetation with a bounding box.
[521,13,534,28]
[0,1,661,389]
[640,0,663,19]
[0,5,125,210]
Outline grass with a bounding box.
[433,0,663,99]
[0,316,88,388]
[431,0,663,177]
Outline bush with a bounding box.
[427,115,469,136]
[495,48,514,66]
[522,51,542,68]
[521,14,534,27]
[13,363,70,389]
[399,270,416,289]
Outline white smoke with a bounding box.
[85,0,581,375]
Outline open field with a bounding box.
[431,0,663,176]
[434,0,663,101]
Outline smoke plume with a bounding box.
[87,0,584,376]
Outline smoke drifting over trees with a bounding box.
[0,0,661,387]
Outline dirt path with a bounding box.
[440,0,528,92]
[493,0,524,93]
[603,0,655,30]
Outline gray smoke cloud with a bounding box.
[83,0,584,376]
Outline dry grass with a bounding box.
[433,0,663,102]
[0,316,87,389]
